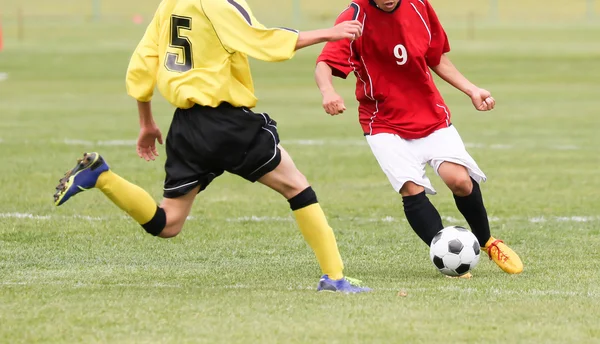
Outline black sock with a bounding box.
[402,192,444,246]
[453,178,491,246]
[141,206,167,236]
[288,187,318,211]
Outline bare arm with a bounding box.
[315,62,336,95]
[137,101,155,127]
[315,62,346,115]
[430,54,476,96]
[431,54,495,111]
[296,29,334,51]
[136,100,163,161]
[205,0,363,62]
[295,22,361,51]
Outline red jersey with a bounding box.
[317,0,452,139]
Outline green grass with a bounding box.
[1,7,600,344]
[1,0,598,20]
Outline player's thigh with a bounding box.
[425,126,487,185]
[215,108,309,199]
[400,181,426,197]
[158,185,201,238]
[258,145,309,200]
[437,162,472,196]
[365,133,434,195]
[163,105,224,199]
[159,108,227,238]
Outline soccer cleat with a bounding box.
[54,152,109,206]
[317,275,372,293]
[483,237,524,274]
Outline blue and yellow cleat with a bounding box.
[54,152,109,206]
[317,275,372,294]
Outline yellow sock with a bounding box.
[95,170,158,225]
[293,203,344,280]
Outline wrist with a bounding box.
[139,118,156,128]
[137,100,155,127]
[464,85,478,97]
[324,28,336,41]
[320,86,335,96]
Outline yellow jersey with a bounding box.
[125,0,299,109]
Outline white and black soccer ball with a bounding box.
[429,226,481,277]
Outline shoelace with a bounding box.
[58,158,82,181]
[56,158,84,193]
[345,277,364,287]
[487,239,508,262]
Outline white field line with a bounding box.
[0,281,596,298]
[0,213,52,220]
[226,216,292,223]
[0,138,584,151]
[1,212,599,224]
[61,139,137,146]
[0,213,104,221]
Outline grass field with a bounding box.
[2,0,600,16]
[1,0,599,26]
[1,1,600,343]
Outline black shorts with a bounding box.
[163,103,281,198]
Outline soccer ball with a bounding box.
[429,226,481,277]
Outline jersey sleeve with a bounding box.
[125,10,160,102]
[425,1,451,67]
[316,5,359,79]
[202,0,298,62]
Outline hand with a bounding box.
[137,124,163,161]
[322,90,346,116]
[469,88,495,111]
[328,20,363,41]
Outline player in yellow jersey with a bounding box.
[53,0,370,293]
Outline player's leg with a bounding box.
[400,182,444,246]
[153,105,225,238]
[257,145,369,293]
[53,152,199,238]
[437,162,491,246]
[54,106,222,238]
[365,133,444,246]
[257,145,341,274]
[429,126,523,274]
[156,186,201,238]
[97,168,202,238]
[225,108,368,292]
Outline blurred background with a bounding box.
[0,0,598,205]
[0,0,598,42]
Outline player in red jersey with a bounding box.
[315,0,523,276]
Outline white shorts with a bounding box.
[365,126,486,195]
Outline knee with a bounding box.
[400,182,425,197]
[150,207,185,239]
[447,176,473,197]
[158,223,183,238]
